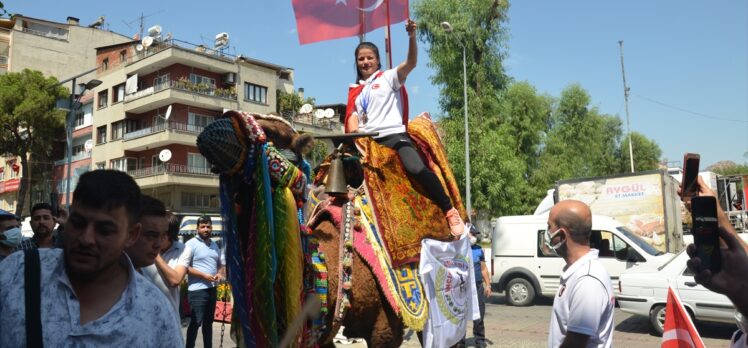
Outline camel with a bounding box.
[197,110,407,347]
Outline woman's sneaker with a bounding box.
[445,208,465,237]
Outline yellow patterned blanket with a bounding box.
[355,113,467,267]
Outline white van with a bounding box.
[490,214,673,306]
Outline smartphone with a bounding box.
[50,192,59,218]
[681,153,700,199]
[691,196,720,273]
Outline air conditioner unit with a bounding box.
[223,72,237,84]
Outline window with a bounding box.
[71,144,85,157]
[96,126,107,144]
[154,74,170,91]
[189,73,215,87]
[180,192,219,209]
[111,121,125,141]
[187,153,209,173]
[7,161,18,179]
[187,112,213,132]
[244,82,267,104]
[119,50,126,63]
[102,58,109,71]
[97,90,108,109]
[73,110,85,127]
[111,120,138,140]
[152,155,163,168]
[110,157,137,172]
[95,162,105,170]
[112,83,125,103]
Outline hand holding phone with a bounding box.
[681,153,700,201]
[692,196,721,274]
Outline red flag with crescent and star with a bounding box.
[661,287,706,348]
[292,0,409,45]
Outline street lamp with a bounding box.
[441,21,472,220]
[64,78,101,208]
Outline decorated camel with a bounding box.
[196,110,466,347]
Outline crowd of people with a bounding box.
[0,170,223,347]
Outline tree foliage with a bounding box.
[276,90,315,115]
[0,69,68,216]
[414,1,664,219]
[619,132,663,172]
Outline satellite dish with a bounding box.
[147,25,162,37]
[299,103,313,114]
[158,149,172,162]
[136,44,144,52]
[314,109,325,119]
[142,36,154,48]
[84,140,93,153]
[324,108,335,119]
[164,105,172,120]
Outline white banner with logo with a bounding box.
[419,231,480,348]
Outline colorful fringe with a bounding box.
[273,185,305,346]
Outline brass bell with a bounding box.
[325,152,348,196]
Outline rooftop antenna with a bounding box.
[123,11,163,40]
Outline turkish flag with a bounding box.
[292,0,409,45]
[661,287,706,348]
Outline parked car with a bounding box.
[617,250,735,334]
[490,214,672,306]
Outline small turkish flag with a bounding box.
[661,287,706,348]
[292,0,409,45]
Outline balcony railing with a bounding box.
[127,163,215,178]
[126,38,236,66]
[124,79,237,104]
[280,111,342,130]
[123,121,205,141]
[54,152,92,166]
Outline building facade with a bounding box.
[88,37,339,215]
[0,15,131,215]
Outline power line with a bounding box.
[632,93,748,124]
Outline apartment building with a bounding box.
[88,36,339,216]
[0,14,131,214]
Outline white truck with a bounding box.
[547,170,685,253]
[490,214,672,306]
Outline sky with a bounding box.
[11,0,748,168]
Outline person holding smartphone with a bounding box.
[684,176,748,346]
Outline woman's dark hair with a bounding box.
[354,41,381,82]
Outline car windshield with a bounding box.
[616,226,664,256]
[657,249,686,271]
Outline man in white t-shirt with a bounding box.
[545,200,614,348]
[147,212,192,316]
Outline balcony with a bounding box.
[122,121,204,151]
[125,40,236,76]
[54,152,92,166]
[127,163,218,189]
[123,79,238,113]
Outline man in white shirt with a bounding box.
[545,200,614,348]
[0,170,182,347]
[149,212,192,316]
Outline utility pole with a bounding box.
[619,40,635,173]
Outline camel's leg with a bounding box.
[367,303,404,348]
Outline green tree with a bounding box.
[533,84,623,189]
[276,90,315,116]
[414,0,512,218]
[619,131,663,172]
[0,69,67,216]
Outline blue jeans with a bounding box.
[186,287,217,348]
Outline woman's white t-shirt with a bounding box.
[353,69,406,138]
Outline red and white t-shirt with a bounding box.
[352,69,406,138]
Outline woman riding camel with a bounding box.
[344,19,465,237]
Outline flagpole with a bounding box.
[385,0,393,68]
[359,0,365,42]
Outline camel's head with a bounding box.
[196,110,267,176]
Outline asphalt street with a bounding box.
[188,292,737,347]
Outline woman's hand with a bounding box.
[397,19,418,83]
[405,19,416,37]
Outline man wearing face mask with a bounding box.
[0,209,22,262]
[545,200,614,348]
